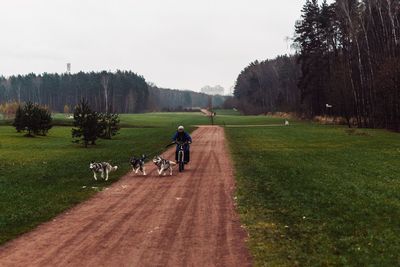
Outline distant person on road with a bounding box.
[172,126,192,164]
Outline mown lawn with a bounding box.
[52,111,284,127]
[226,124,400,266]
[52,112,210,127]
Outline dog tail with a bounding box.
[170,161,177,165]
[112,166,118,171]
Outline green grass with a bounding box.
[226,124,400,266]
[52,111,284,127]
[119,112,210,127]
[214,108,242,116]
[52,112,210,127]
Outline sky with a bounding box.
[0,0,312,93]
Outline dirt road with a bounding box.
[0,126,252,267]
[200,108,213,116]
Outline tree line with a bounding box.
[233,0,399,131]
[0,71,226,114]
[233,55,300,114]
[295,0,399,130]
[0,71,148,113]
[148,86,225,111]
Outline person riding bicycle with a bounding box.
[172,126,192,164]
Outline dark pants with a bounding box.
[175,145,190,163]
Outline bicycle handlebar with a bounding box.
[165,141,191,148]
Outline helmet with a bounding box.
[178,125,184,132]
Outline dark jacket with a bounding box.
[172,131,192,143]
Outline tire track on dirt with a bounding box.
[52,176,173,266]
[132,129,211,265]
[35,176,155,265]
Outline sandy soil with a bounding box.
[0,126,252,267]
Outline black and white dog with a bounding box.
[130,154,147,176]
[152,155,176,176]
[89,162,118,181]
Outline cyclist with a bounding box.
[172,126,192,164]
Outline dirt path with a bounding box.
[0,126,252,267]
[200,108,213,116]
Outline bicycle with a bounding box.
[166,141,191,172]
[176,141,191,172]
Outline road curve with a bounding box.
[0,126,252,267]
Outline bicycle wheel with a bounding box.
[178,151,184,172]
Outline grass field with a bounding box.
[226,124,400,266]
[214,108,242,116]
[52,111,285,127]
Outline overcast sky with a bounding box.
[0,0,311,93]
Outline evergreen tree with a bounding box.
[13,105,24,132]
[295,0,327,115]
[97,113,120,139]
[38,107,53,136]
[13,102,52,136]
[23,102,41,137]
[72,99,99,147]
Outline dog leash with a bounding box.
[131,143,174,160]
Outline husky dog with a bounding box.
[130,154,147,176]
[89,162,118,181]
[152,155,176,176]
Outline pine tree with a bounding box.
[23,102,41,137]
[13,105,24,132]
[295,0,327,115]
[38,107,53,136]
[13,102,52,137]
[72,99,99,147]
[97,113,120,139]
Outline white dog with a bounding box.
[89,162,118,181]
[152,156,176,176]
